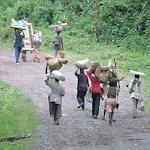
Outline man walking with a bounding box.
[46,72,65,125]
[128,70,144,119]
[75,68,89,110]
[14,28,25,64]
[53,29,63,57]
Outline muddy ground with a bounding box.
[0,49,150,150]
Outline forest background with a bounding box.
[0,0,150,105]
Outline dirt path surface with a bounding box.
[0,49,150,150]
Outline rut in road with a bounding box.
[0,49,150,150]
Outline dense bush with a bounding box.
[0,0,150,52]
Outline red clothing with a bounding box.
[87,71,102,93]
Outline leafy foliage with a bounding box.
[0,0,150,52]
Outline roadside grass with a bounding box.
[0,81,40,150]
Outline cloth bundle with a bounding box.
[50,70,65,81]
[90,62,100,73]
[75,59,91,69]
[45,55,68,71]
[47,58,62,71]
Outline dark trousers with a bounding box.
[92,93,101,116]
[48,95,62,117]
[15,45,22,63]
[77,89,87,108]
[48,95,53,116]
[51,102,61,121]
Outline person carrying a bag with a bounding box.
[75,68,89,110]
[53,28,63,57]
[128,70,144,119]
[14,28,25,64]
[87,65,103,119]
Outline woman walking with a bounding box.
[87,66,103,119]
[32,31,41,63]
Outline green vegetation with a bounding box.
[0,81,40,150]
[0,0,150,108]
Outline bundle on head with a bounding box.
[50,70,65,81]
[90,62,100,73]
[75,59,91,69]
[46,57,68,71]
[45,55,55,61]
[47,58,62,71]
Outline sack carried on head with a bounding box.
[90,62,100,74]
[100,70,110,83]
[45,55,55,61]
[58,58,68,64]
[75,59,91,69]
[56,26,63,32]
[50,70,65,81]
[109,67,124,82]
[47,58,62,71]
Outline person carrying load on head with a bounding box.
[32,31,41,63]
[128,70,144,119]
[75,68,89,110]
[87,63,103,119]
[45,70,65,125]
[14,28,25,64]
[102,85,119,125]
[53,27,63,57]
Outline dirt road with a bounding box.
[0,49,150,150]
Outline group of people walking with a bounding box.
[14,28,42,64]
[13,23,145,126]
[45,62,144,126]
[14,25,63,64]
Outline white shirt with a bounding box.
[129,79,143,100]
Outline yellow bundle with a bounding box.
[60,51,65,58]
[58,58,68,64]
[46,58,68,71]
[47,58,62,71]
[109,67,124,82]
[116,67,124,81]
[100,70,110,83]
[45,55,54,61]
